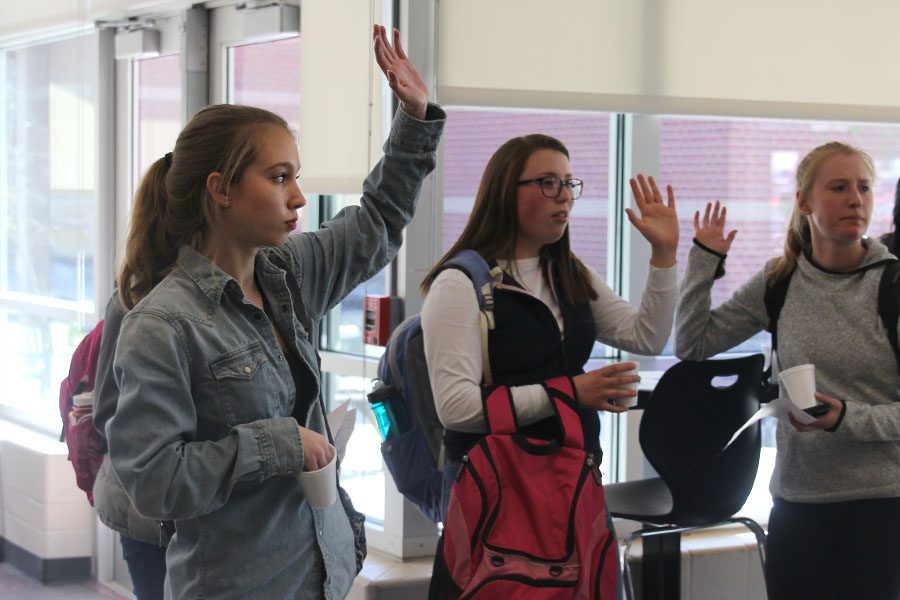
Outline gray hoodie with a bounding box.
[676,240,900,503]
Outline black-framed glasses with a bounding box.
[517,176,584,200]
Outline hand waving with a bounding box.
[694,200,737,255]
[626,174,679,268]
[373,25,428,120]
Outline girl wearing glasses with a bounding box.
[420,134,680,595]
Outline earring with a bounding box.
[223,198,230,208]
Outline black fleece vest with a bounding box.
[443,265,600,462]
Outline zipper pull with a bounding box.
[587,456,603,485]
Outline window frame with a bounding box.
[0,26,114,436]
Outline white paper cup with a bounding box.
[614,367,640,408]
[72,391,94,407]
[779,364,817,410]
[298,447,337,509]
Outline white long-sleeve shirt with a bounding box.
[421,256,677,433]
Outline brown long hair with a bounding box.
[421,134,597,305]
[767,141,875,282]
[118,104,290,309]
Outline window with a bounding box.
[314,194,389,521]
[327,372,386,523]
[318,194,389,358]
[442,108,612,280]
[133,54,182,187]
[659,116,900,354]
[0,32,100,432]
[229,37,301,131]
[226,36,305,231]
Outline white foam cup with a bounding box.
[615,367,640,408]
[298,446,337,509]
[779,363,817,410]
[72,391,94,407]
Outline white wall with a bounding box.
[0,424,94,566]
[437,0,900,122]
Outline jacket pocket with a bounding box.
[209,343,278,426]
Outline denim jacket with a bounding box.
[107,104,445,599]
[93,293,171,546]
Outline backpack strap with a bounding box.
[764,269,792,354]
[441,250,503,385]
[762,268,793,391]
[543,377,583,449]
[878,260,900,371]
[765,260,900,377]
[482,376,583,449]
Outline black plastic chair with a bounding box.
[605,354,767,600]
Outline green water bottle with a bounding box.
[367,383,402,441]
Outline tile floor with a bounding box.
[0,564,129,600]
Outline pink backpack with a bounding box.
[58,320,105,505]
[430,377,619,599]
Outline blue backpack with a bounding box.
[370,250,502,522]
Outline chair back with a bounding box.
[639,354,764,526]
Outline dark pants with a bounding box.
[766,496,900,600]
[120,535,168,600]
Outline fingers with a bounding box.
[603,361,638,373]
[300,427,334,471]
[629,175,657,206]
[814,391,840,407]
[624,207,639,229]
[378,25,397,61]
[373,27,390,74]
[392,27,407,60]
[637,174,658,205]
[647,176,662,203]
[373,24,398,73]
[666,184,676,209]
[311,446,329,470]
[629,177,643,207]
[602,399,629,414]
[699,201,726,227]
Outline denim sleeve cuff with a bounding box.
[825,399,848,432]
[252,417,304,478]
[692,238,727,279]
[389,102,446,152]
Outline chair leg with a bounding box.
[732,517,767,576]
[621,530,643,600]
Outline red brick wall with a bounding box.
[661,117,900,306]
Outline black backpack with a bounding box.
[762,259,900,397]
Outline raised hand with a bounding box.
[694,200,738,255]
[626,174,679,268]
[373,25,427,120]
[572,362,640,414]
